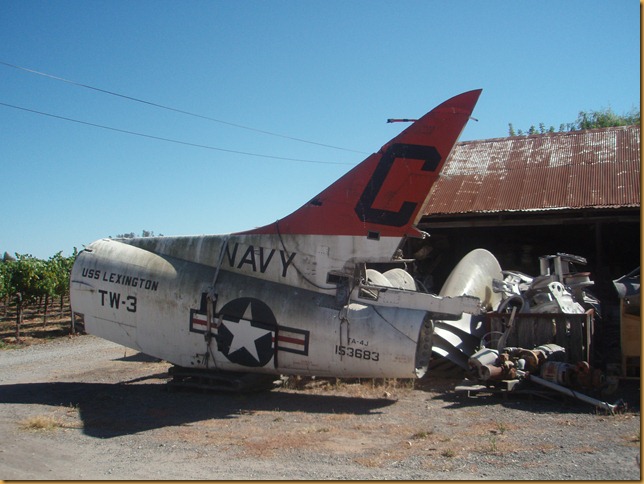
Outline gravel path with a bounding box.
[0,335,640,480]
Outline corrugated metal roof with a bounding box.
[423,125,641,216]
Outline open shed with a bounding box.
[408,125,640,369]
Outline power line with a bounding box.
[0,101,354,166]
[0,60,368,155]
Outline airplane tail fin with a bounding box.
[243,89,482,238]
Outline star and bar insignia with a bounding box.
[190,294,309,367]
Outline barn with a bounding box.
[408,124,640,371]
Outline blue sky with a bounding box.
[1,0,640,259]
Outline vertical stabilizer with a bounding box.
[242,89,482,238]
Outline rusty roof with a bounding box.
[423,125,641,216]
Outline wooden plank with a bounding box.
[621,312,641,357]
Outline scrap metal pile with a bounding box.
[466,343,623,413]
[438,251,625,413]
[493,253,599,315]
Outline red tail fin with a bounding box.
[243,89,481,237]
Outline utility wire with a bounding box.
[0,60,368,155]
[0,101,355,165]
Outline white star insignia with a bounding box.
[222,304,272,362]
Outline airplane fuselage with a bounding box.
[71,232,478,378]
[70,89,483,382]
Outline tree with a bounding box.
[4,254,43,341]
[0,249,79,340]
[508,123,516,137]
[576,107,640,130]
[1,252,17,317]
[36,257,57,327]
[42,250,77,333]
[508,106,640,136]
[41,250,77,324]
[0,261,9,318]
[112,230,163,239]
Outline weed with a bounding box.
[411,430,434,440]
[66,402,80,413]
[495,420,508,435]
[488,435,498,453]
[0,339,22,350]
[441,448,456,458]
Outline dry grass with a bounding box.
[354,448,410,468]
[19,414,80,431]
[282,376,416,398]
[573,445,599,454]
[19,403,83,432]
[623,430,641,445]
[0,297,78,347]
[1,315,76,348]
[235,426,339,458]
[19,415,62,431]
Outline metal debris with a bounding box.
[495,253,597,315]
[448,251,625,412]
[464,344,623,413]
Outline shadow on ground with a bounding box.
[421,376,640,415]
[0,379,397,438]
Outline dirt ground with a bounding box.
[0,324,640,480]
